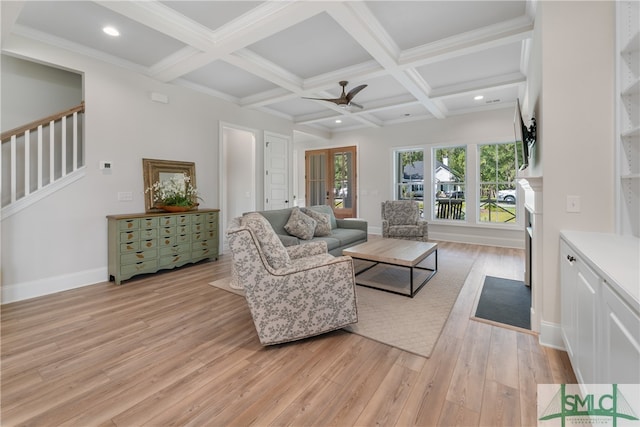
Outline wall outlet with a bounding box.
[566,195,581,213]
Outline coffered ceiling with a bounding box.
[2,1,535,136]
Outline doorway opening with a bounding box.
[220,124,256,250]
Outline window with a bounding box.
[394,149,424,203]
[433,146,466,220]
[478,142,518,224]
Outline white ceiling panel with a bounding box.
[181,60,278,99]
[160,1,264,31]
[16,1,186,67]
[366,1,526,50]
[247,12,374,79]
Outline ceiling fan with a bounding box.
[303,81,367,109]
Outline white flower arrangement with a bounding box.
[145,173,200,207]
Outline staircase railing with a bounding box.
[1,102,85,212]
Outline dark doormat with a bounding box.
[474,276,531,330]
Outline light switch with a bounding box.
[566,195,581,213]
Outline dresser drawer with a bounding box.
[191,247,212,259]
[120,241,140,252]
[121,259,157,276]
[119,219,139,230]
[159,243,190,257]
[159,254,190,268]
[175,215,190,225]
[121,249,158,265]
[192,223,205,233]
[120,230,139,242]
[159,216,176,226]
[140,239,156,250]
[176,234,190,244]
[177,224,189,234]
[140,217,158,228]
[140,228,157,239]
[160,226,175,237]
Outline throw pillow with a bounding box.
[241,213,291,269]
[308,205,338,229]
[301,207,332,236]
[284,207,316,240]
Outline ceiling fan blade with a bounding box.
[346,84,367,101]
[302,96,341,103]
[349,101,364,109]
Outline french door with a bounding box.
[305,146,357,219]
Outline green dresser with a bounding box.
[107,209,219,284]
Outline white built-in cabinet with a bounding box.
[560,231,640,385]
[616,1,640,237]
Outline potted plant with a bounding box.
[145,173,201,212]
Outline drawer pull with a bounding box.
[567,255,576,262]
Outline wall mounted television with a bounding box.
[514,98,537,171]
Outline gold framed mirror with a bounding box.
[142,158,196,212]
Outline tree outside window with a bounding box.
[479,142,518,223]
[433,146,466,220]
[395,149,424,205]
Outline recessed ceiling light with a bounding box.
[474,95,484,101]
[335,119,342,124]
[103,26,120,37]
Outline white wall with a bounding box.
[295,107,525,248]
[534,1,616,343]
[1,35,293,303]
[1,54,82,130]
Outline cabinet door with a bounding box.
[575,258,600,384]
[560,241,577,359]
[601,284,640,384]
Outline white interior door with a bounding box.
[264,132,290,210]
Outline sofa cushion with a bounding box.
[284,207,316,240]
[301,207,332,236]
[327,228,367,247]
[242,213,291,269]
[308,205,338,229]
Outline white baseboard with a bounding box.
[1,267,108,304]
[539,320,565,350]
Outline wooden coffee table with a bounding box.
[343,239,438,298]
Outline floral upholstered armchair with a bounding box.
[226,213,358,346]
[381,200,428,241]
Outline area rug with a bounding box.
[473,275,531,330]
[209,252,473,358]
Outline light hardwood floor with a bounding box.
[1,240,576,426]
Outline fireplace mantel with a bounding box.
[518,176,543,333]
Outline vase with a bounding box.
[159,205,195,213]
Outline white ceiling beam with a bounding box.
[430,72,526,99]
[399,16,534,68]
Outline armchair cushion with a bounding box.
[284,207,316,240]
[241,212,291,269]
[301,207,332,236]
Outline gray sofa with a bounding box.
[247,205,367,256]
